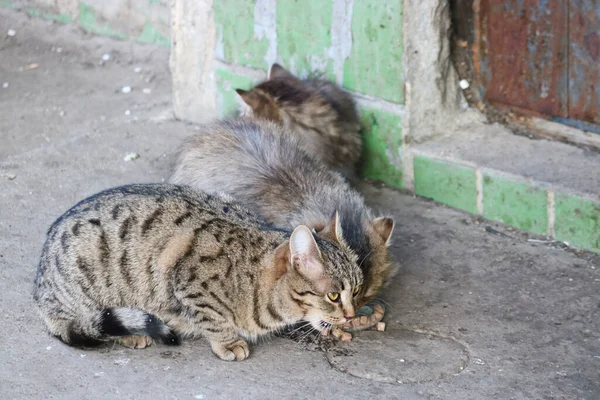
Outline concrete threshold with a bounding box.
[407,120,600,254]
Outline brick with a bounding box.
[276,0,334,79]
[554,193,600,253]
[78,3,126,40]
[360,107,403,188]
[343,0,404,103]
[413,156,477,214]
[215,68,257,118]
[214,0,269,70]
[137,21,169,47]
[482,174,548,235]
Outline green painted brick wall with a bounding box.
[554,193,600,253]
[483,174,548,235]
[212,0,405,186]
[79,3,126,40]
[413,156,477,214]
[214,0,269,70]
[343,0,404,104]
[360,107,403,188]
[276,0,334,79]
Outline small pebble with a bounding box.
[7,29,16,37]
[376,322,386,332]
[142,88,152,94]
[123,152,140,162]
[400,358,405,362]
[194,395,205,399]
[124,109,131,116]
[102,53,111,61]
[134,67,142,73]
[2,82,8,89]
[459,79,470,89]
[94,372,104,378]
[0,172,17,180]
[113,358,130,366]
[121,86,132,94]
[46,346,52,351]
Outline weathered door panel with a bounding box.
[568,0,600,124]
[479,0,569,117]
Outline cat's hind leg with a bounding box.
[117,335,154,349]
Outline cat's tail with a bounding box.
[45,307,180,347]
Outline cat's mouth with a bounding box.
[317,320,332,334]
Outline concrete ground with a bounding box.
[1,8,599,400]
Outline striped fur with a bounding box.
[236,63,362,173]
[33,184,362,361]
[170,119,395,308]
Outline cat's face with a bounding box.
[284,223,362,334]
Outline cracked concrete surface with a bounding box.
[1,8,599,400]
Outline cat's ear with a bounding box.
[235,88,261,109]
[289,225,323,279]
[372,217,394,245]
[268,63,295,80]
[317,211,344,244]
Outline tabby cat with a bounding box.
[236,63,362,171]
[33,184,362,361]
[170,118,395,310]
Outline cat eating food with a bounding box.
[170,118,395,318]
[33,184,362,361]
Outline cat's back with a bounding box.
[303,78,359,126]
[171,118,342,203]
[169,119,367,229]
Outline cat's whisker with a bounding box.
[287,321,312,335]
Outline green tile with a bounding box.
[555,193,600,253]
[214,0,269,70]
[79,3,126,40]
[343,0,404,103]
[25,8,73,23]
[482,174,548,234]
[216,68,257,118]
[137,21,170,47]
[276,0,334,79]
[413,156,477,214]
[360,107,403,188]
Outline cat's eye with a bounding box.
[327,292,340,302]
[352,286,361,296]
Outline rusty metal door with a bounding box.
[476,0,600,131]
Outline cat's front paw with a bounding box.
[117,335,154,349]
[211,339,250,361]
